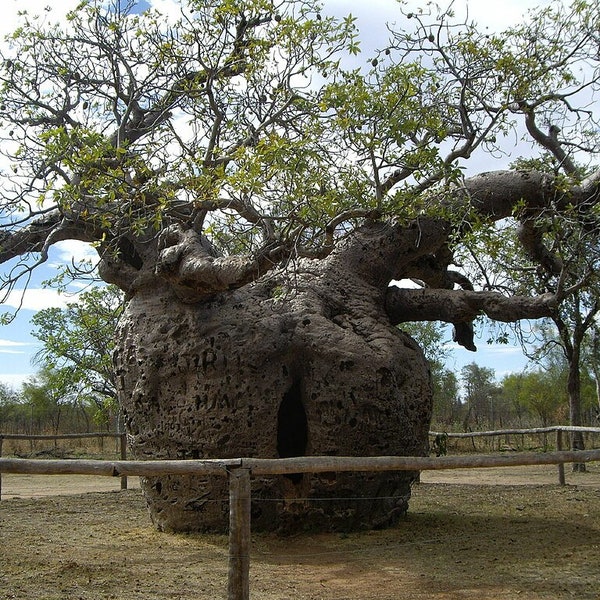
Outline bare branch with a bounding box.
[386,285,558,329]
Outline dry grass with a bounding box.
[2,435,124,461]
[1,465,599,599]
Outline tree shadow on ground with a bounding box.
[251,483,600,599]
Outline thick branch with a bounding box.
[327,218,450,288]
[386,285,558,330]
[154,225,286,302]
[521,105,578,175]
[0,210,97,264]
[458,169,600,278]
[459,170,557,218]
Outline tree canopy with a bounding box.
[1,0,600,344]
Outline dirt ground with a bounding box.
[1,464,599,600]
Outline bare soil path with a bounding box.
[0,473,141,498]
[1,463,599,599]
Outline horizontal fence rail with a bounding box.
[2,426,600,494]
[428,425,600,438]
[427,425,600,485]
[2,449,600,478]
[0,432,128,496]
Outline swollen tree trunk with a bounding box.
[116,280,431,532]
[113,222,437,532]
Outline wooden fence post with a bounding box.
[227,467,251,600]
[556,429,566,486]
[120,433,128,490]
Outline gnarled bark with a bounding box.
[114,228,434,532]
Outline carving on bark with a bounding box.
[114,222,440,532]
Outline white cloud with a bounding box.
[0,339,32,354]
[485,345,524,356]
[148,0,185,21]
[445,342,472,352]
[2,287,77,311]
[0,0,81,38]
[50,240,99,267]
[0,372,34,389]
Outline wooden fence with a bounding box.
[0,432,128,498]
[2,425,599,499]
[1,446,600,600]
[429,424,600,443]
[428,425,600,485]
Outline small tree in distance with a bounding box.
[501,370,564,430]
[30,285,124,429]
[461,363,503,429]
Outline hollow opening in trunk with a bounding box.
[277,378,308,484]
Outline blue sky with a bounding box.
[0,0,554,390]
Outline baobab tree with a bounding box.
[1,0,599,532]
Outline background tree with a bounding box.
[501,370,564,429]
[530,336,598,423]
[0,383,21,432]
[494,214,600,467]
[461,363,503,429]
[401,321,461,425]
[1,0,600,532]
[499,372,532,428]
[21,366,76,435]
[0,375,100,435]
[30,285,124,428]
[434,369,461,426]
